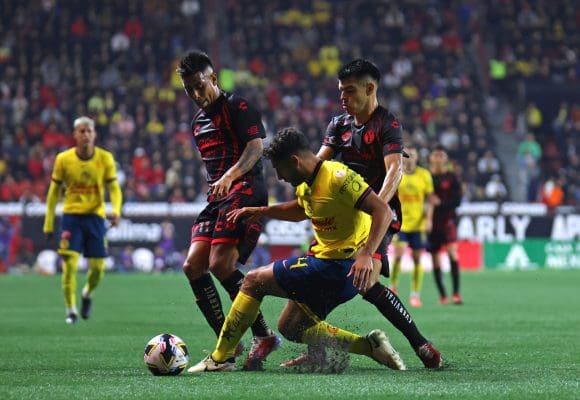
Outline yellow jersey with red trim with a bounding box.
[296,160,372,259]
[398,165,433,232]
[51,147,118,218]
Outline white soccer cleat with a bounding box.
[366,329,406,370]
[187,355,236,373]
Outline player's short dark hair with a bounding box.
[338,59,381,83]
[264,127,309,161]
[432,144,447,153]
[177,50,214,78]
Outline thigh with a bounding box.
[58,214,83,255]
[81,215,107,258]
[272,256,358,320]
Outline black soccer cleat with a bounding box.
[65,312,78,324]
[81,297,92,320]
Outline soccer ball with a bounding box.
[144,333,189,375]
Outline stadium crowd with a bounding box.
[0,0,577,208]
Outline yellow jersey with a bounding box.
[51,147,118,218]
[398,165,433,232]
[296,160,372,259]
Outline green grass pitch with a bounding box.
[1,269,579,399]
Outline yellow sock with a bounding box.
[390,259,401,287]
[61,252,80,310]
[411,263,424,293]
[212,292,261,362]
[84,258,105,297]
[301,321,371,356]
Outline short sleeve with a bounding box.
[231,97,266,142]
[381,114,404,156]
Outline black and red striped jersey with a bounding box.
[322,106,404,225]
[431,171,462,230]
[191,92,266,184]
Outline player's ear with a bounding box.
[209,72,218,85]
[366,80,375,95]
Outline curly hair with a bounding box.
[263,127,309,161]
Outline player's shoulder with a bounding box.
[95,146,114,159]
[55,147,75,161]
[375,106,401,125]
[224,92,254,111]
[329,112,353,128]
[416,166,432,177]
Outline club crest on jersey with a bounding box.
[364,130,375,144]
[341,131,352,141]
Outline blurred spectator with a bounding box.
[485,174,508,201]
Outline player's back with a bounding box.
[296,160,372,260]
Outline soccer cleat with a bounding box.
[280,345,326,368]
[65,313,78,324]
[242,332,282,371]
[410,295,422,308]
[280,353,312,368]
[439,296,448,305]
[452,293,463,305]
[80,296,92,320]
[366,329,406,370]
[187,355,236,373]
[417,342,442,368]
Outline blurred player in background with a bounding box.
[189,127,405,373]
[176,50,279,371]
[390,146,437,308]
[428,146,463,305]
[282,59,442,369]
[43,116,122,324]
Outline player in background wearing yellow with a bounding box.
[428,146,463,305]
[188,127,405,373]
[390,146,437,308]
[43,116,122,324]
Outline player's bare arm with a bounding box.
[316,145,335,161]
[425,192,437,233]
[377,153,403,204]
[227,200,307,224]
[348,191,391,291]
[210,138,263,199]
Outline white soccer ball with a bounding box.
[144,333,189,375]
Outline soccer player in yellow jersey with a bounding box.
[188,127,406,373]
[390,146,437,307]
[43,116,122,324]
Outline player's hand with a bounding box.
[209,174,234,200]
[45,232,54,242]
[425,219,433,233]
[109,213,120,227]
[227,207,264,224]
[348,252,373,292]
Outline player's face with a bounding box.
[181,71,220,109]
[338,78,369,117]
[430,150,448,171]
[271,157,303,187]
[73,123,96,150]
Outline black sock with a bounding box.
[363,282,427,349]
[380,254,390,278]
[221,269,271,337]
[189,274,225,337]
[433,267,447,297]
[450,258,460,294]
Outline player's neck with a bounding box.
[353,101,379,126]
[76,146,95,160]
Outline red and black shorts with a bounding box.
[427,221,457,253]
[191,180,267,264]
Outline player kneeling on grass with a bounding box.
[188,127,405,373]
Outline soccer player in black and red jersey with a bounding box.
[177,50,280,371]
[428,145,463,305]
[281,59,442,369]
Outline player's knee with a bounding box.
[240,269,260,293]
[182,260,207,281]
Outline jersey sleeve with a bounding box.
[231,96,266,142]
[380,114,404,156]
[322,118,340,150]
[333,165,371,210]
[51,153,64,183]
[103,151,118,181]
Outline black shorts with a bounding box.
[191,180,267,264]
[427,222,457,253]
